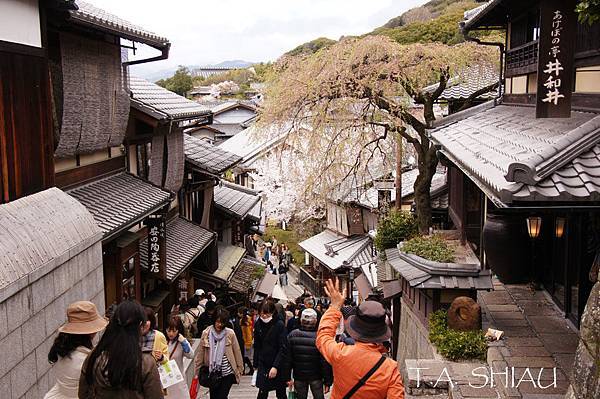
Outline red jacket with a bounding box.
[316,308,404,399]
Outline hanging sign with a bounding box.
[536,0,576,118]
[147,214,167,279]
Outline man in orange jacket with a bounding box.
[316,279,404,399]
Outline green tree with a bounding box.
[374,211,419,253]
[577,0,600,24]
[156,65,193,96]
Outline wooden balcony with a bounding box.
[506,40,538,77]
[298,266,323,297]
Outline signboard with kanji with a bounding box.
[147,214,167,280]
[536,0,576,118]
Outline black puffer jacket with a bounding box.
[285,328,333,385]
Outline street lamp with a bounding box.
[526,217,542,238]
[555,217,566,238]
[526,216,542,290]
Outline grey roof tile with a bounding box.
[229,257,264,293]
[424,66,499,102]
[385,246,492,290]
[70,1,169,48]
[67,172,171,240]
[129,76,211,120]
[299,230,374,271]
[140,217,215,281]
[213,243,246,281]
[0,188,102,291]
[184,134,242,175]
[214,182,261,219]
[431,103,600,204]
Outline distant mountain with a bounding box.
[208,60,255,68]
[285,0,479,56]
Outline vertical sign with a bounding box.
[147,214,167,279]
[536,0,576,118]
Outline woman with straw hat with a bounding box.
[44,301,108,399]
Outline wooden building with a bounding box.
[188,100,256,144]
[430,0,600,327]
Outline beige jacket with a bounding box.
[194,327,244,383]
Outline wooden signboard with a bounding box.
[147,214,167,280]
[536,0,576,118]
[347,206,365,235]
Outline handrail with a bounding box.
[508,39,539,52]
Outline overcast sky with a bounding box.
[92,0,427,78]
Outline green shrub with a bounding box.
[251,265,266,280]
[374,211,418,254]
[429,310,487,361]
[401,234,455,263]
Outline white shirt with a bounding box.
[44,346,91,399]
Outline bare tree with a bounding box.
[259,36,496,232]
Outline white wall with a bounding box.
[0,0,41,48]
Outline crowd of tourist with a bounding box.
[42,278,404,399]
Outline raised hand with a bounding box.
[324,278,346,310]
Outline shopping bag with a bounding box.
[288,386,297,399]
[157,359,184,389]
[251,370,258,387]
[189,376,199,399]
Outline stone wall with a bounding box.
[397,296,436,372]
[566,276,600,399]
[0,239,104,399]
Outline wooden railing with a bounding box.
[298,267,322,297]
[506,40,539,76]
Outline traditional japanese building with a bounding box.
[188,100,257,144]
[430,0,600,328]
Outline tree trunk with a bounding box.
[414,147,439,234]
[395,135,403,210]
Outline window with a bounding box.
[122,256,137,301]
[136,142,152,179]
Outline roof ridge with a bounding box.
[506,115,600,185]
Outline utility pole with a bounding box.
[395,131,403,210]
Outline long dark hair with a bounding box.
[85,301,146,391]
[48,332,93,363]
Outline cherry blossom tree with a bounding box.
[258,35,496,232]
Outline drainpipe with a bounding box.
[460,22,505,98]
[123,43,171,66]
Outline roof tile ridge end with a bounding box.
[505,114,600,185]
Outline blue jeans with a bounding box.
[295,379,325,399]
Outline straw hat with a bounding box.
[58,301,108,335]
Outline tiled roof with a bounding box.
[214,181,261,219]
[430,102,600,205]
[218,124,290,166]
[299,230,375,271]
[69,1,169,49]
[213,243,246,281]
[210,123,246,136]
[0,188,101,293]
[184,134,242,175]
[424,67,499,102]
[67,172,171,240]
[346,169,447,209]
[461,0,505,31]
[210,101,257,115]
[140,217,215,281]
[385,245,493,290]
[129,76,211,121]
[229,257,264,293]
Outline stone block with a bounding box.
[23,382,39,399]
[507,346,551,357]
[0,327,23,379]
[35,334,55,379]
[44,293,67,335]
[0,372,10,399]
[504,356,556,368]
[53,259,78,296]
[65,280,84,305]
[528,315,573,333]
[505,337,543,347]
[5,287,33,333]
[456,385,499,398]
[92,291,106,316]
[31,270,56,314]
[539,333,579,354]
[21,310,47,355]
[10,351,36,399]
[0,301,8,340]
